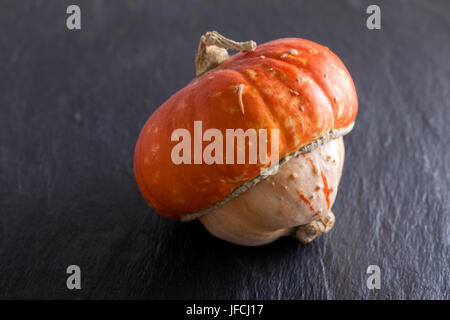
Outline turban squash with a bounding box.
[134,31,358,245]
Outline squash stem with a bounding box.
[195,31,256,76]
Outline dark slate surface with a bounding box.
[0,0,449,299]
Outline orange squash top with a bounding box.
[134,34,358,220]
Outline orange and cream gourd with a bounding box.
[134,31,358,245]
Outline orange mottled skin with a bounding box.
[134,38,358,220]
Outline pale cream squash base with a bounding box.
[199,136,345,246]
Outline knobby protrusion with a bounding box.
[294,210,335,244]
[195,31,257,76]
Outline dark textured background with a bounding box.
[0,0,449,299]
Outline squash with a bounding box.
[134,31,358,245]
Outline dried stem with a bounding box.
[195,31,257,76]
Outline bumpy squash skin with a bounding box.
[134,38,357,220]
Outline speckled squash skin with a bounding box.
[200,137,345,246]
[134,37,358,221]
